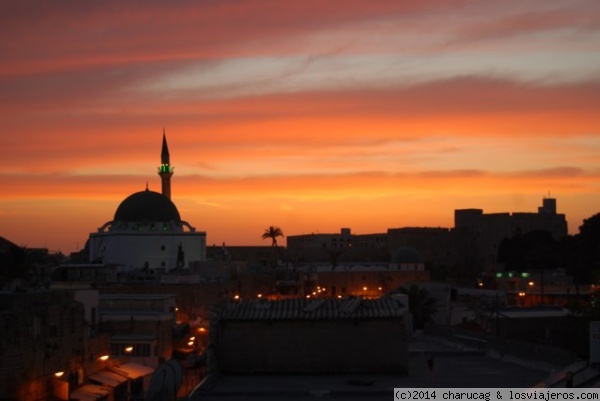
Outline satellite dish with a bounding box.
[145,359,183,401]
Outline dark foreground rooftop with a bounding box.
[188,336,551,400]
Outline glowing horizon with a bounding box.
[0,0,599,254]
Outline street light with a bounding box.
[99,355,109,368]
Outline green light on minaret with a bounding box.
[159,164,173,174]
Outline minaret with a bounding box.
[158,129,173,199]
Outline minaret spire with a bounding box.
[161,128,170,164]
[158,129,174,199]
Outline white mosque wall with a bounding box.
[89,232,206,272]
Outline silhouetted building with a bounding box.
[309,267,429,298]
[211,297,409,374]
[207,244,283,267]
[287,228,390,264]
[387,227,455,269]
[88,132,206,272]
[454,197,568,270]
[287,197,568,275]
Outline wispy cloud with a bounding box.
[0,0,599,251]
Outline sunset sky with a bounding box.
[1,0,599,254]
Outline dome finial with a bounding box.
[145,181,149,191]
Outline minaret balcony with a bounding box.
[159,164,173,174]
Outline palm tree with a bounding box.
[262,226,284,247]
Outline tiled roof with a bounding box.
[218,297,406,321]
[100,293,176,300]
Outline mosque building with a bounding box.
[88,131,206,272]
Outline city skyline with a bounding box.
[1,1,599,253]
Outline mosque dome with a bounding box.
[114,189,181,222]
[391,247,422,264]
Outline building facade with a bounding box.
[287,228,390,265]
[0,290,86,400]
[98,293,176,368]
[454,197,568,270]
[212,297,409,374]
[287,197,568,274]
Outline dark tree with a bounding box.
[498,233,527,270]
[398,284,437,330]
[579,213,600,272]
[261,226,284,247]
[579,213,600,240]
[497,229,557,271]
[558,212,600,285]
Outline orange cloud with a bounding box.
[1,1,599,253]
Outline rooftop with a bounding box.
[218,297,406,321]
[189,335,551,400]
[99,293,176,300]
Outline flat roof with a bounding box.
[110,362,154,379]
[89,370,128,387]
[100,293,176,300]
[70,384,110,401]
[189,336,550,400]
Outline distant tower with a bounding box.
[538,195,557,215]
[158,129,174,199]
